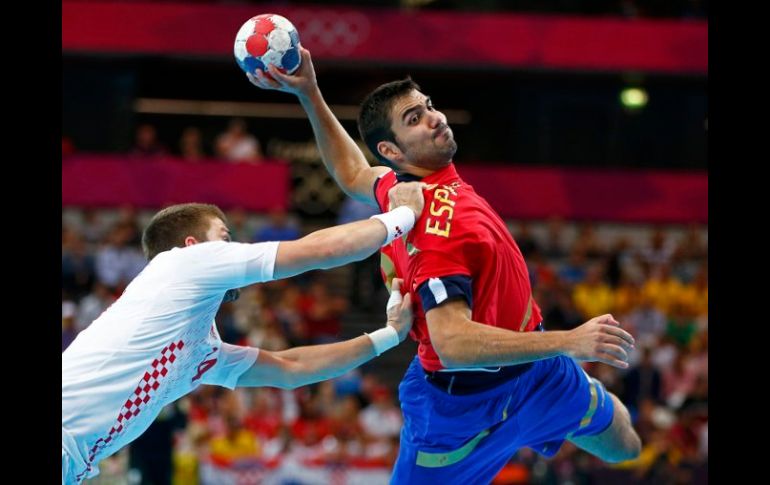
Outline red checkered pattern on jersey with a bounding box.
[75,340,185,482]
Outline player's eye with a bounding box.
[409,113,419,125]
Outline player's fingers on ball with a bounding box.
[267,64,287,81]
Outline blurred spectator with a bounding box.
[527,247,557,290]
[572,262,614,319]
[243,388,285,443]
[651,335,679,371]
[116,205,143,246]
[62,226,96,301]
[359,386,402,463]
[209,414,260,463]
[215,118,262,162]
[543,216,568,259]
[641,263,684,314]
[612,272,642,317]
[662,353,697,409]
[326,395,365,461]
[95,222,147,291]
[558,247,587,285]
[540,285,583,331]
[62,298,78,352]
[131,123,168,158]
[605,236,635,288]
[81,208,108,246]
[273,283,309,346]
[574,222,604,258]
[678,263,708,318]
[226,208,256,243]
[665,302,699,349]
[252,207,300,243]
[215,299,247,345]
[179,126,207,162]
[232,284,266,335]
[624,294,667,348]
[75,282,116,332]
[337,197,382,309]
[128,402,187,485]
[300,279,348,343]
[622,346,663,416]
[639,226,676,273]
[513,221,540,258]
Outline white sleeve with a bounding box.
[181,240,280,290]
[201,342,260,389]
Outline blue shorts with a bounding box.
[391,355,614,484]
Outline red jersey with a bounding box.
[374,164,542,371]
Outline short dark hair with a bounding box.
[142,203,227,260]
[357,78,421,166]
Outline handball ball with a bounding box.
[234,14,301,75]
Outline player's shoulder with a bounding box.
[373,168,398,209]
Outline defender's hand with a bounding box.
[386,279,413,342]
[388,182,427,220]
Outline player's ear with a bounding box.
[184,236,198,247]
[377,141,402,164]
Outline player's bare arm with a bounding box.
[236,279,412,388]
[272,182,424,279]
[246,47,388,205]
[426,300,635,369]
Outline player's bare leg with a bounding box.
[568,392,642,463]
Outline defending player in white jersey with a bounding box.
[62,181,423,484]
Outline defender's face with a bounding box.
[388,90,457,170]
[204,217,232,243]
[204,217,240,303]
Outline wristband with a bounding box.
[365,326,400,356]
[370,206,416,245]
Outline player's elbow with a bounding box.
[431,333,470,368]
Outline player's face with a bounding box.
[204,217,241,303]
[388,90,457,170]
[204,217,232,243]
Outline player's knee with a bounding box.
[605,430,641,463]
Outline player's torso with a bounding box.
[377,167,541,369]
[61,261,225,475]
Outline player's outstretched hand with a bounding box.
[564,314,635,369]
[386,278,413,342]
[245,46,317,98]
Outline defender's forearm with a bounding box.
[275,335,377,387]
[300,218,387,268]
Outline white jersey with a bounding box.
[62,240,279,483]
